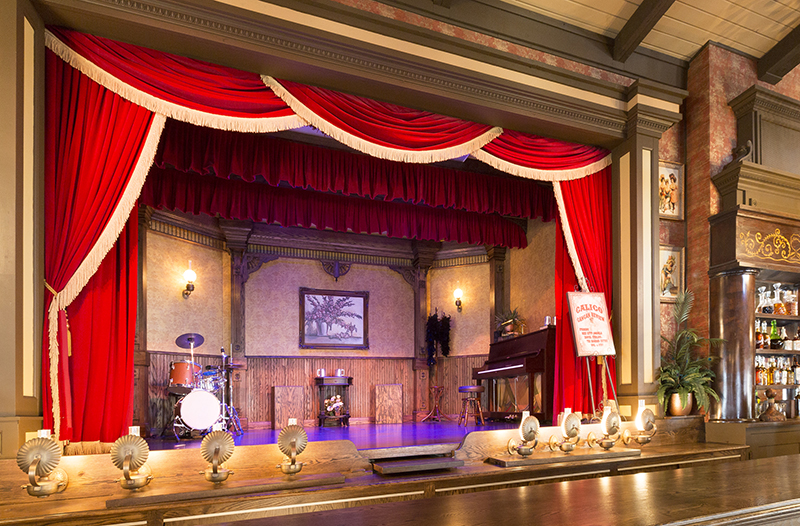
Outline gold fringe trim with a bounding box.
[553,181,589,293]
[45,30,305,134]
[264,75,502,164]
[472,149,612,182]
[47,114,166,439]
[64,440,114,456]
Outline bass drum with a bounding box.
[177,389,221,430]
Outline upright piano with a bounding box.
[472,326,556,425]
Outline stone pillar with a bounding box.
[133,206,152,435]
[612,80,685,418]
[709,268,758,421]
[486,246,508,333]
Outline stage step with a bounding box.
[371,456,464,474]
[359,443,459,460]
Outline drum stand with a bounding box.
[220,349,243,436]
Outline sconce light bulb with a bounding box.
[635,399,646,431]
[184,268,197,283]
[453,288,463,300]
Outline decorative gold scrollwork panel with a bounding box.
[739,229,800,265]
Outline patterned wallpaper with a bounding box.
[146,231,228,355]
[428,263,491,356]
[245,258,414,358]
[510,218,556,331]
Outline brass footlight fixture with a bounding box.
[507,415,540,456]
[16,430,68,497]
[200,428,235,483]
[587,405,622,450]
[622,400,657,445]
[110,427,153,490]
[548,408,581,453]
[277,422,308,475]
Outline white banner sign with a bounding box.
[566,292,616,357]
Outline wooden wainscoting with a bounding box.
[143,353,489,429]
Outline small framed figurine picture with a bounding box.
[659,245,684,303]
[658,160,684,220]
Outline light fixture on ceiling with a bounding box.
[453,288,463,312]
[183,261,197,299]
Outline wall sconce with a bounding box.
[277,423,308,475]
[200,424,235,483]
[622,399,658,445]
[16,429,68,497]
[453,288,463,312]
[110,427,153,490]
[183,260,197,299]
[548,408,581,453]
[587,405,621,450]
[507,414,539,456]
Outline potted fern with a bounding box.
[656,290,723,416]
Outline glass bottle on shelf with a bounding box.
[794,357,800,385]
[756,286,768,314]
[763,287,775,314]
[773,283,786,315]
[755,357,763,385]
[788,360,795,385]
[770,320,782,350]
[784,288,797,317]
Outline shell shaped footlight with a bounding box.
[110,433,153,490]
[16,435,68,497]
[200,430,235,483]
[277,424,308,475]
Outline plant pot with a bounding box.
[669,393,693,416]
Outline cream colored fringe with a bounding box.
[48,114,166,439]
[264,75,503,164]
[44,30,305,134]
[553,181,589,293]
[472,149,612,182]
[64,441,114,456]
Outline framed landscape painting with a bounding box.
[658,160,684,220]
[299,288,369,350]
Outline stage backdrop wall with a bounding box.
[510,219,556,331]
[245,258,414,358]
[146,231,230,355]
[428,263,491,357]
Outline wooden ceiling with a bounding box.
[500,0,800,82]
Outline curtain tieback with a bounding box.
[44,279,58,296]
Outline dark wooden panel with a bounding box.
[272,386,304,429]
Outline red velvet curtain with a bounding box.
[142,167,528,248]
[49,27,294,119]
[67,216,137,443]
[273,77,496,150]
[155,119,556,221]
[43,49,153,440]
[480,130,609,169]
[554,167,615,419]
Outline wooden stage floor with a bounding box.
[147,420,519,452]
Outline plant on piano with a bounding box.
[495,308,526,338]
[656,290,723,415]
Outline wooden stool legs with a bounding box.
[458,394,485,426]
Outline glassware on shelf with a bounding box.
[773,283,786,315]
[756,286,768,314]
[784,288,797,317]
[762,286,775,314]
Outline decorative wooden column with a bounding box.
[486,246,508,333]
[709,268,758,421]
[133,205,152,434]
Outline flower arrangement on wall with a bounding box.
[426,311,452,366]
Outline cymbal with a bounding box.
[175,333,204,349]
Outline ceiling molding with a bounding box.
[377,0,688,89]
[612,0,676,63]
[32,0,634,147]
[758,24,800,85]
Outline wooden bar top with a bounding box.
[222,454,800,526]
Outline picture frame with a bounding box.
[658,160,684,220]
[659,245,685,303]
[299,288,369,349]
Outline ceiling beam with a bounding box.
[758,24,800,84]
[613,0,676,63]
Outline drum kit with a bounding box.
[168,333,243,440]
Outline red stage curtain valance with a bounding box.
[46,27,303,132]
[155,119,556,222]
[266,77,502,163]
[142,168,528,249]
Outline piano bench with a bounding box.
[457,385,486,426]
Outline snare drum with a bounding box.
[168,360,200,395]
[198,367,224,393]
[176,389,221,430]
